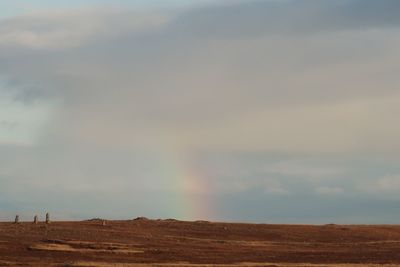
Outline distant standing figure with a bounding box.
[102,220,106,226]
[14,215,19,224]
[45,213,50,224]
[34,215,38,224]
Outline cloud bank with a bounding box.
[1,0,400,223]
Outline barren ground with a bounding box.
[1,219,400,266]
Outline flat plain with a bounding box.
[1,219,400,266]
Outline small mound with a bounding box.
[195,220,210,224]
[164,218,179,222]
[86,218,104,222]
[132,217,149,221]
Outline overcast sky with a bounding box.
[1,0,400,223]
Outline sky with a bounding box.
[1,0,400,223]
[0,0,215,19]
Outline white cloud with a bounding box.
[0,8,170,49]
[263,160,344,179]
[359,175,400,194]
[315,186,344,196]
[377,176,400,192]
[265,184,290,195]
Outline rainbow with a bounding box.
[157,151,215,221]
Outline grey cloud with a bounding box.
[0,8,170,49]
[1,0,400,221]
[0,120,17,129]
[1,1,399,151]
[169,0,400,38]
[2,0,400,108]
[216,190,400,224]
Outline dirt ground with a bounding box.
[1,219,400,266]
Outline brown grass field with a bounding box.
[1,218,400,266]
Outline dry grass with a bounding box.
[64,262,400,267]
[29,240,143,254]
[3,221,400,265]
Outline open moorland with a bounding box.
[1,219,400,266]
